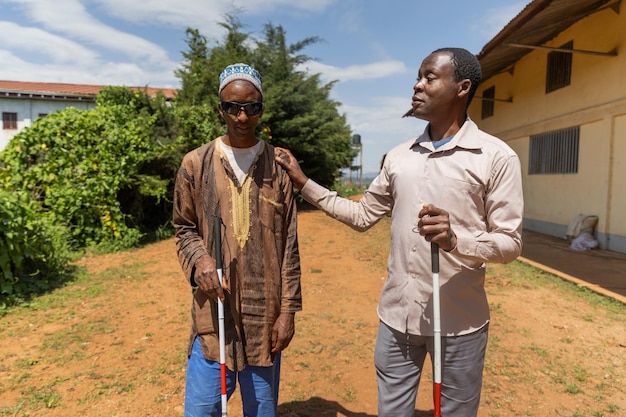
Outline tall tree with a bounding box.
[174,28,214,106]
[174,16,357,188]
[251,23,356,186]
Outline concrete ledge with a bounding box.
[518,256,626,305]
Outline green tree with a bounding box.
[174,15,357,187]
[97,87,182,235]
[251,23,356,186]
[174,28,215,106]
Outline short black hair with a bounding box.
[432,47,482,106]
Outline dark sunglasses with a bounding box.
[220,101,264,116]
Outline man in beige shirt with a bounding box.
[276,47,523,416]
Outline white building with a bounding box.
[0,80,177,151]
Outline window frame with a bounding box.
[546,40,573,93]
[2,112,18,130]
[529,126,580,175]
[481,85,495,119]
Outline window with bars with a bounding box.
[546,40,573,93]
[481,86,495,119]
[2,112,18,130]
[529,126,579,174]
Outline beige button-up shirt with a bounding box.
[301,119,523,336]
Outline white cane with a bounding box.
[431,242,442,417]
[213,216,228,417]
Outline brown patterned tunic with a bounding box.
[173,139,302,370]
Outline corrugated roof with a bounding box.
[0,80,178,100]
[477,0,616,80]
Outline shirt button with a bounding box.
[411,273,417,279]
[412,246,417,252]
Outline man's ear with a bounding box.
[458,79,471,98]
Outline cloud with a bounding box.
[94,0,230,34]
[5,0,172,64]
[235,0,336,15]
[297,60,408,83]
[341,96,422,137]
[0,49,178,87]
[95,0,336,32]
[475,3,526,40]
[0,21,99,64]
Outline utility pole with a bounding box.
[352,134,362,188]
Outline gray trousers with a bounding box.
[374,321,488,417]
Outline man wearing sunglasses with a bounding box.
[173,63,302,417]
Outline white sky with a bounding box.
[0,0,528,175]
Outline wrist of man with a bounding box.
[444,230,457,253]
[294,176,309,191]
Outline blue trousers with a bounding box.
[184,337,281,417]
[374,321,488,417]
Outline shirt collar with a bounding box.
[410,117,483,152]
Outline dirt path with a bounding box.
[0,208,624,416]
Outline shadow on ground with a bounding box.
[278,396,374,417]
[278,396,433,417]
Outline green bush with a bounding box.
[0,106,156,250]
[0,190,72,307]
[0,87,209,306]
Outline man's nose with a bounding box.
[236,108,249,120]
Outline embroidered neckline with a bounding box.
[215,139,265,248]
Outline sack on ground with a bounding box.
[565,214,598,240]
[570,231,599,251]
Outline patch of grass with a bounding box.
[287,381,306,402]
[16,358,38,369]
[523,344,548,357]
[0,404,25,417]
[581,313,595,322]
[493,261,625,319]
[4,371,32,391]
[94,378,135,396]
[353,320,367,329]
[573,365,588,382]
[342,385,357,402]
[21,384,63,410]
[565,383,582,394]
[328,374,341,384]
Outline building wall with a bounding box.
[468,6,626,252]
[0,98,95,150]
